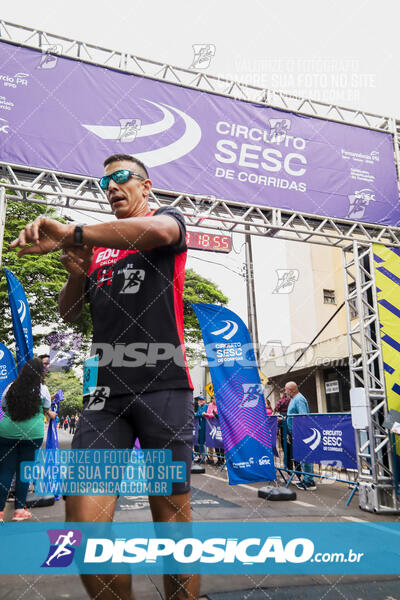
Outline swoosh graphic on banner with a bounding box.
[134,102,201,167]
[0,350,4,360]
[210,320,239,340]
[82,101,201,167]
[82,100,175,139]
[303,428,321,451]
[17,299,26,323]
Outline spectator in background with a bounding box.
[274,389,291,416]
[69,415,76,435]
[266,398,273,415]
[205,396,224,466]
[39,354,53,406]
[194,395,207,462]
[285,381,316,491]
[63,416,69,431]
[0,358,56,521]
[274,388,291,452]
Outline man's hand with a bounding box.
[60,245,93,278]
[10,217,73,256]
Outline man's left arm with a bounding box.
[11,215,180,256]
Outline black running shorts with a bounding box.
[71,389,194,495]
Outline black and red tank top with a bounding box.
[85,206,193,396]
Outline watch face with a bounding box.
[74,225,84,245]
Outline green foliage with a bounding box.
[183,268,228,344]
[1,197,228,359]
[46,370,83,417]
[0,198,92,348]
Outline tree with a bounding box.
[0,198,92,349]
[183,268,228,346]
[1,197,228,358]
[45,370,83,418]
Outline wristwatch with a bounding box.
[73,224,84,246]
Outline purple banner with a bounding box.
[292,414,357,469]
[204,417,224,449]
[0,41,399,226]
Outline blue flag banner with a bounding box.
[205,417,224,449]
[192,303,276,484]
[4,268,33,371]
[292,413,357,469]
[46,389,64,500]
[0,343,17,421]
[46,389,64,451]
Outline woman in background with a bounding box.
[0,358,56,521]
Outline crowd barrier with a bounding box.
[193,412,360,505]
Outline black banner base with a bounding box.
[191,463,206,474]
[258,486,296,501]
[25,493,55,508]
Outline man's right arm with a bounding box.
[58,246,93,323]
[59,275,87,322]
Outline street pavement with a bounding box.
[1,427,399,599]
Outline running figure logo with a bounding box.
[42,529,82,567]
[118,118,141,143]
[37,44,62,70]
[268,118,291,142]
[273,269,299,294]
[120,269,145,294]
[241,383,263,408]
[190,44,216,69]
[86,386,110,411]
[346,189,376,220]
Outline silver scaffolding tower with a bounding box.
[0,20,400,512]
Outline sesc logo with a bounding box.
[347,188,376,220]
[42,529,82,567]
[258,455,271,466]
[17,299,27,323]
[210,320,238,341]
[209,425,223,441]
[82,99,201,168]
[302,428,321,451]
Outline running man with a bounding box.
[11,154,198,600]
[46,530,77,566]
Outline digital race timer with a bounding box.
[186,231,232,253]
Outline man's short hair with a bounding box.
[39,354,50,361]
[103,154,149,179]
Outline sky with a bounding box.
[2,0,399,351]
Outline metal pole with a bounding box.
[0,186,7,267]
[245,231,260,365]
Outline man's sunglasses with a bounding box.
[99,169,145,190]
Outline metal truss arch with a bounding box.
[0,19,399,138]
[1,21,400,513]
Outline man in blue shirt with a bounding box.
[285,381,316,491]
